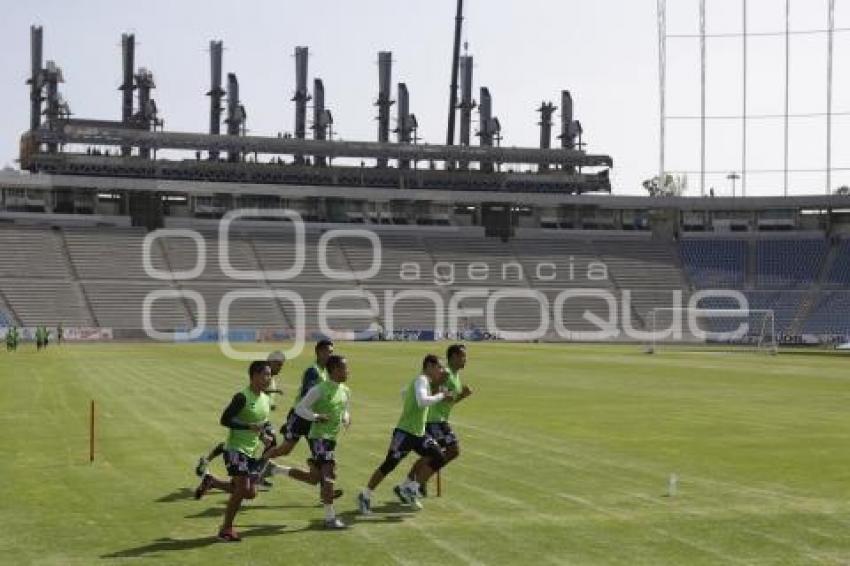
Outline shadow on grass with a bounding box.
[102,502,417,557]
[155,488,195,503]
[100,525,288,558]
[185,502,325,519]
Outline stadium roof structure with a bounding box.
[3,169,849,212]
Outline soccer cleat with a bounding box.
[194,474,214,500]
[324,518,348,530]
[403,486,423,510]
[357,491,372,515]
[333,488,344,499]
[194,457,209,478]
[216,528,242,542]
[260,478,274,488]
[393,484,413,505]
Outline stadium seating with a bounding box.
[0,223,846,340]
[62,226,168,279]
[756,239,827,289]
[680,239,746,288]
[1,279,93,326]
[0,226,73,279]
[825,239,850,288]
[803,291,850,335]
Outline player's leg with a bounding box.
[218,452,261,542]
[311,440,346,529]
[399,436,446,508]
[195,442,226,477]
[193,472,232,499]
[359,429,414,513]
[264,409,306,461]
[219,475,250,542]
[404,422,449,497]
[436,422,460,465]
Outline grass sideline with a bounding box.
[2,341,850,565]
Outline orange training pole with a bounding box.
[437,470,442,497]
[89,400,95,463]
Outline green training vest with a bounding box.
[308,380,351,440]
[427,368,462,423]
[397,376,430,436]
[225,386,271,456]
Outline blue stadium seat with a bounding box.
[825,240,850,287]
[680,239,746,289]
[756,239,827,289]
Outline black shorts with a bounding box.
[223,449,264,479]
[387,428,440,461]
[280,408,311,442]
[425,421,458,448]
[307,438,337,466]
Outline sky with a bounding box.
[1,0,849,196]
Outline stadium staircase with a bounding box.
[0,286,20,326]
[0,226,94,327]
[787,239,840,336]
[56,229,100,327]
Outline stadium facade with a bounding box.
[1,24,849,346]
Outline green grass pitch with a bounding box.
[3,341,850,565]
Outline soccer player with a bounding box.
[405,343,472,496]
[274,354,351,529]
[194,351,287,479]
[194,360,272,542]
[5,326,18,352]
[56,323,63,345]
[263,339,334,462]
[357,354,455,514]
[266,350,286,411]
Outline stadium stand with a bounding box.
[803,291,850,335]
[824,239,850,288]
[680,239,747,289]
[756,239,827,289]
[0,222,847,340]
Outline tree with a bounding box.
[834,185,850,196]
[642,173,687,197]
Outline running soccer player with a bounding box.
[194,351,286,479]
[5,326,18,352]
[273,354,351,529]
[357,354,454,514]
[405,343,472,497]
[266,350,286,411]
[194,360,273,542]
[263,339,334,462]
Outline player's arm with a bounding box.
[343,391,351,429]
[294,385,328,422]
[415,376,453,408]
[219,392,263,432]
[297,367,320,400]
[453,384,473,404]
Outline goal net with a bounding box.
[644,308,778,354]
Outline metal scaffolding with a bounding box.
[657,0,844,196]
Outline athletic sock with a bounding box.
[362,487,372,498]
[324,504,336,520]
[271,464,292,476]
